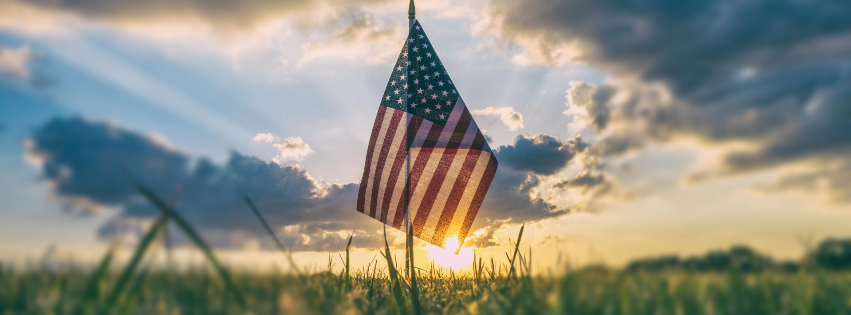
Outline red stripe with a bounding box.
[458,154,497,242]
[369,109,403,217]
[379,116,422,223]
[446,108,473,149]
[357,106,388,213]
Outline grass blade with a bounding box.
[130,175,248,311]
[243,196,305,280]
[383,225,408,315]
[100,213,168,315]
[74,246,115,315]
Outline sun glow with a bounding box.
[424,236,475,270]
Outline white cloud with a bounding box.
[272,136,314,164]
[252,132,277,143]
[0,46,35,79]
[471,106,524,131]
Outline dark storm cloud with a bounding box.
[496,134,587,176]
[28,117,579,250]
[489,0,851,200]
[26,117,382,251]
[553,171,605,193]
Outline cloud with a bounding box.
[471,106,524,131]
[0,46,34,79]
[272,136,314,164]
[487,0,851,201]
[496,134,587,176]
[252,133,277,143]
[26,117,601,250]
[26,117,381,251]
[4,0,393,31]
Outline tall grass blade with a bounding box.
[407,224,423,315]
[382,225,408,315]
[74,246,115,315]
[243,196,305,279]
[100,213,168,315]
[130,176,247,311]
[507,223,525,280]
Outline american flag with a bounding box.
[357,20,498,248]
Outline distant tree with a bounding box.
[812,239,851,271]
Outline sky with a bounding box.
[2,0,851,271]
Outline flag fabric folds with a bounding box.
[357,20,498,248]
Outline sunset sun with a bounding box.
[424,235,475,270]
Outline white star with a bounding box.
[431,94,437,99]
[385,95,390,100]
[397,98,403,104]
[411,103,417,107]
[434,72,440,77]
[439,113,446,120]
[417,88,423,94]
[413,47,418,52]
[428,84,434,89]
[400,74,406,80]
[418,34,424,39]
[424,108,431,113]
[415,25,421,30]
[420,66,426,70]
[406,61,412,66]
[391,80,397,86]
[452,89,457,94]
[394,89,399,95]
[442,91,448,96]
[397,66,403,71]
[407,93,412,98]
[426,52,432,58]
[424,75,430,80]
[438,81,444,86]
[436,104,442,109]
[410,70,416,75]
[430,61,436,67]
[403,84,409,89]
[446,100,451,105]
[423,43,429,48]
[416,56,422,61]
[421,98,427,104]
[409,38,414,43]
[403,52,408,57]
[414,79,419,84]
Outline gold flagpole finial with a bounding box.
[408,0,415,19]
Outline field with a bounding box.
[3,182,850,315]
[3,261,851,315]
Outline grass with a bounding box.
[2,181,851,314]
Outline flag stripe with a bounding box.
[358,106,388,212]
[365,109,400,217]
[381,115,422,223]
[446,149,492,240]
[412,101,468,238]
[377,113,410,222]
[458,154,498,241]
[369,109,403,218]
[430,125,485,243]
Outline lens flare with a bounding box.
[424,235,475,270]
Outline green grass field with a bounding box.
[3,180,849,315]
[3,262,851,314]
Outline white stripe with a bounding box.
[419,149,469,243]
[375,115,407,219]
[446,151,492,240]
[363,110,396,217]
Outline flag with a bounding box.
[357,20,498,248]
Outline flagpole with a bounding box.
[404,0,415,278]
